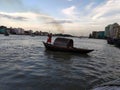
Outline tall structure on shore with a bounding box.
[89,31,105,39]
[105,23,120,39]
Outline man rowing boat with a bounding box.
[47,33,52,44]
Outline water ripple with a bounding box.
[0,35,120,90]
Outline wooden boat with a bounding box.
[43,38,94,54]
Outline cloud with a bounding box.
[0,0,120,36]
[47,19,73,24]
[62,6,78,19]
[91,0,120,19]
[67,0,72,1]
[85,2,95,10]
[0,12,52,21]
[60,0,120,36]
[0,0,23,5]
[0,13,27,21]
[0,11,64,33]
[62,0,120,22]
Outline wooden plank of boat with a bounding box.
[43,42,94,54]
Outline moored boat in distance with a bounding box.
[107,37,115,44]
[114,39,120,47]
[43,37,94,54]
[4,30,9,36]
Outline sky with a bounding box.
[0,0,120,36]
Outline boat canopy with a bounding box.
[53,37,73,47]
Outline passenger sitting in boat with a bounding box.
[47,33,52,44]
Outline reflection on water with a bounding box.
[44,50,90,61]
[45,50,73,61]
[0,35,120,90]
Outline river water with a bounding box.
[0,35,120,90]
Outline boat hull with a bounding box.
[43,42,93,54]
